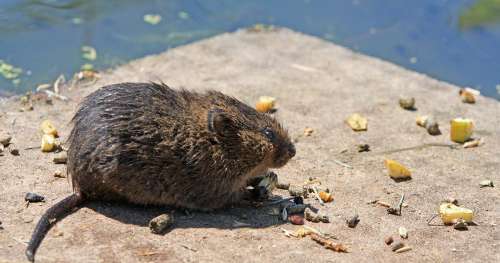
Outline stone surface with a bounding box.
[0,28,499,262]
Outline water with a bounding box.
[1,0,499,99]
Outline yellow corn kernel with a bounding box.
[384,159,411,179]
[450,118,473,143]
[255,96,276,113]
[41,120,58,136]
[41,134,56,152]
[439,203,473,224]
[346,113,367,131]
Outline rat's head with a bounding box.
[206,92,295,169]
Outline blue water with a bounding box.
[1,0,499,99]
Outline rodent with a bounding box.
[26,82,295,261]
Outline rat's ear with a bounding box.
[208,109,236,137]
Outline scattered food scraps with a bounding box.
[399,97,416,110]
[0,132,12,146]
[305,209,330,223]
[357,144,370,152]
[53,151,67,164]
[439,203,474,224]
[346,214,360,228]
[318,191,334,203]
[149,213,174,234]
[384,236,394,245]
[288,185,307,197]
[391,241,405,252]
[416,115,441,135]
[450,118,474,143]
[384,159,411,180]
[479,180,494,188]
[459,88,479,104]
[144,14,162,25]
[9,145,19,156]
[395,246,412,253]
[376,201,391,208]
[41,134,57,152]
[346,113,367,131]
[295,226,321,238]
[398,227,408,239]
[81,46,97,61]
[25,192,45,203]
[303,127,314,136]
[463,138,483,148]
[255,96,276,113]
[310,233,348,253]
[40,120,58,137]
[53,170,65,178]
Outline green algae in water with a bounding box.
[178,11,189,20]
[81,46,97,61]
[0,60,23,80]
[459,0,500,29]
[81,63,94,71]
[143,14,162,25]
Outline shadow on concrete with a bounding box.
[85,199,285,234]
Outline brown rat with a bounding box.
[26,82,295,261]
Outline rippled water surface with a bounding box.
[1,0,499,99]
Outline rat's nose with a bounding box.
[288,144,296,158]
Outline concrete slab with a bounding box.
[1,28,499,263]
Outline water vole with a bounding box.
[26,82,295,261]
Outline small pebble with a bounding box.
[53,170,66,178]
[0,132,12,146]
[357,144,370,152]
[346,214,360,228]
[8,144,19,156]
[53,151,68,164]
[399,227,408,239]
[399,97,416,110]
[391,241,405,252]
[384,236,394,245]
[25,192,45,203]
[479,180,494,188]
[149,213,174,234]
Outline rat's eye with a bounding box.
[262,127,275,141]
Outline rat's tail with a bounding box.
[26,193,83,262]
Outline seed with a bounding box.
[149,213,174,234]
[53,151,68,164]
[391,241,405,252]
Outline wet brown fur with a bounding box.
[26,82,295,261]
